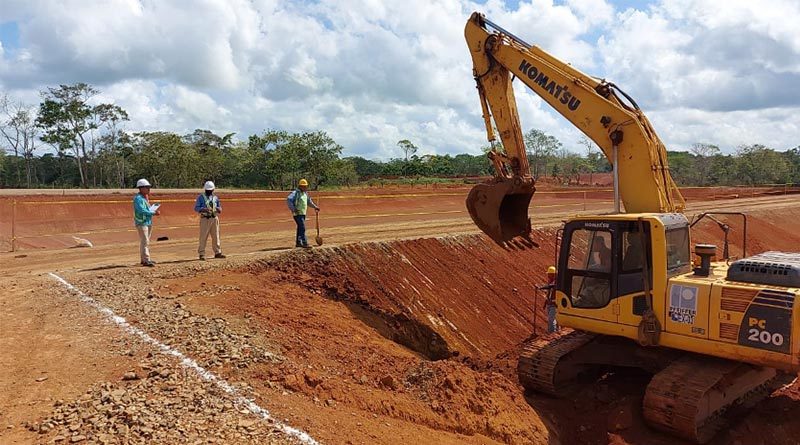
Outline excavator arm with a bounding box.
[465,12,685,244]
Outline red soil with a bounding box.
[3,185,800,445]
[3,184,795,252]
[163,203,800,445]
[169,263,550,445]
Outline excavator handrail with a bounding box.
[480,16,532,50]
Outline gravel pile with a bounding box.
[33,264,304,445]
[72,269,281,371]
[28,354,295,444]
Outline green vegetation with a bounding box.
[1,84,798,189]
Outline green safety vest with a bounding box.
[294,190,308,216]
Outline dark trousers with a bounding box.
[293,215,307,246]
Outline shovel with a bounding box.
[314,208,323,246]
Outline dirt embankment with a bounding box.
[196,244,554,444]
[264,232,559,363]
[7,202,800,445]
[234,206,800,445]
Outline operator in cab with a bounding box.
[588,235,612,272]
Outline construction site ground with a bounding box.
[2,185,800,445]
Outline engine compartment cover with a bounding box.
[727,251,800,288]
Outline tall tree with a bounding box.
[183,129,234,183]
[324,158,359,186]
[131,131,200,188]
[35,83,100,187]
[257,130,343,189]
[782,147,800,184]
[0,94,39,187]
[0,148,5,186]
[690,143,720,186]
[524,129,562,178]
[452,153,491,176]
[346,156,382,179]
[735,144,791,185]
[397,139,418,162]
[300,131,343,186]
[94,103,130,187]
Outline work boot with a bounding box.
[214,253,226,259]
[142,260,155,267]
[199,255,206,261]
[302,244,312,249]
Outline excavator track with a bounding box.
[643,354,794,443]
[517,330,596,395]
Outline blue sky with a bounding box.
[0,0,799,159]
[0,21,19,50]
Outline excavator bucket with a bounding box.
[466,179,535,245]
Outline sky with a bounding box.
[0,0,798,160]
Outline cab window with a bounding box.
[666,227,691,275]
[618,223,652,300]
[622,230,646,272]
[568,230,612,272]
[566,229,612,309]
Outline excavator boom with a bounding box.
[464,12,685,244]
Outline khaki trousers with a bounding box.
[198,216,221,257]
[136,225,152,263]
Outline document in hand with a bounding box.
[149,203,161,213]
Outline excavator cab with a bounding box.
[466,178,535,245]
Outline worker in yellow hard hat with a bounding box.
[537,266,559,333]
[286,178,320,248]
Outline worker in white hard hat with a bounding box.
[286,178,319,248]
[133,178,160,267]
[194,180,226,261]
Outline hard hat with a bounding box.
[299,179,309,186]
[547,266,557,274]
[204,181,215,191]
[136,178,151,188]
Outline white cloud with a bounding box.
[594,0,800,151]
[0,0,799,160]
[649,107,800,151]
[566,0,615,27]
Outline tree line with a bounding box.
[1,83,798,189]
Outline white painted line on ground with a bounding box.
[48,272,320,445]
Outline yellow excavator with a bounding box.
[464,12,799,443]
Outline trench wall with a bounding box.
[263,205,800,363]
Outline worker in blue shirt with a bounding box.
[286,179,320,248]
[195,181,226,260]
[133,178,160,267]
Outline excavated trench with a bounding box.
[261,205,800,367]
[215,233,561,444]
[200,208,800,444]
[264,231,559,364]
